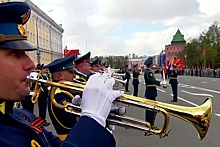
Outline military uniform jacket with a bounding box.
[48,87,77,137]
[144,68,160,98]
[125,71,131,80]
[37,73,50,99]
[169,70,178,85]
[132,70,140,85]
[75,71,88,82]
[0,104,115,147]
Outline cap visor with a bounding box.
[0,40,36,51]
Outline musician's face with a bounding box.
[59,70,75,81]
[92,64,99,72]
[0,49,35,101]
[82,62,91,75]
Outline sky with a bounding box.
[31,0,220,57]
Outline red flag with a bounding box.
[202,49,206,57]
[64,49,80,57]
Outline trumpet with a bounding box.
[29,71,43,104]
[27,77,212,140]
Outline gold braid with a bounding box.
[0,34,27,43]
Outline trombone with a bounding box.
[27,76,212,140]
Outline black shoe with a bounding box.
[171,100,177,102]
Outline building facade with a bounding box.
[165,29,186,61]
[2,0,64,65]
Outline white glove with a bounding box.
[160,81,166,86]
[47,86,51,91]
[81,73,124,127]
[29,92,36,97]
[72,95,81,106]
[107,102,126,131]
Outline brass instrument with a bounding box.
[30,71,43,104]
[27,77,212,140]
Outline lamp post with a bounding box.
[36,17,40,64]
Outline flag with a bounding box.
[202,49,206,57]
[64,48,80,57]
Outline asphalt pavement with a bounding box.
[32,74,220,147]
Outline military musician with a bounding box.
[74,52,92,82]
[0,2,121,146]
[45,54,78,140]
[169,64,179,102]
[132,64,140,96]
[144,57,166,127]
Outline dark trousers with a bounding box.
[21,95,34,113]
[145,97,156,126]
[133,83,139,96]
[125,79,130,91]
[38,93,48,120]
[171,84,178,101]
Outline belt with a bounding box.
[146,84,156,87]
[170,77,177,79]
[133,78,138,79]
[57,134,67,141]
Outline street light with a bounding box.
[36,17,40,64]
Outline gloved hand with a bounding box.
[72,95,81,106]
[81,73,124,127]
[107,102,126,131]
[160,81,166,86]
[47,86,51,91]
[29,92,36,97]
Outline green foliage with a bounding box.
[182,21,220,68]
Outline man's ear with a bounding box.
[57,72,63,80]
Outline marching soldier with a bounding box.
[169,64,179,102]
[0,2,121,146]
[74,52,91,82]
[45,54,78,140]
[132,64,140,96]
[124,65,131,92]
[144,57,166,127]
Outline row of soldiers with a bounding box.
[22,51,119,140]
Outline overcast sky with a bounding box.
[32,0,220,57]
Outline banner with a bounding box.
[64,47,80,57]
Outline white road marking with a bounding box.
[181,90,213,97]
[157,88,166,93]
[201,81,207,83]
[178,83,220,94]
[215,114,220,117]
[170,94,198,106]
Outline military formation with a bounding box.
[0,1,181,147]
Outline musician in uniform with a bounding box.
[37,66,50,126]
[90,58,100,74]
[169,64,178,102]
[132,64,140,96]
[124,65,131,92]
[45,54,78,140]
[20,63,44,113]
[74,51,91,82]
[0,2,122,146]
[144,57,166,127]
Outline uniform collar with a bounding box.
[0,100,14,114]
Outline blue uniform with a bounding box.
[0,101,115,147]
[144,68,161,126]
[75,71,88,82]
[169,69,178,102]
[132,70,140,96]
[48,87,77,140]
